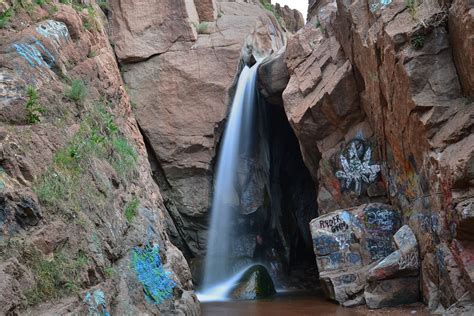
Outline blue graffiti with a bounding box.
[370,0,392,12]
[13,38,55,68]
[84,290,110,316]
[131,244,176,304]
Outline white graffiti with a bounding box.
[36,20,70,47]
[335,141,381,196]
[398,251,419,270]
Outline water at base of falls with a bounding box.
[199,61,261,301]
[197,266,250,302]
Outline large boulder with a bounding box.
[229,264,276,300]
[310,203,401,304]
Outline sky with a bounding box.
[275,0,308,21]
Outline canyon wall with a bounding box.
[279,0,473,311]
[0,1,199,314]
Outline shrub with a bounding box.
[124,197,139,223]
[25,86,44,124]
[24,250,89,305]
[0,8,14,28]
[406,0,418,19]
[35,102,138,215]
[411,34,425,49]
[65,79,87,103]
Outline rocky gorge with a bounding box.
[0,0,472,315]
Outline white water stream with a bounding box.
[198,62,260,301]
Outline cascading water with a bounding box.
[198,61,261,301]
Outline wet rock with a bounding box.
[364,277,420,309]
[258,47,289,105]
[229,264,276,300]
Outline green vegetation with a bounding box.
[35,0,46,5]
[82,5,99,31]
[88,50,97,58]
[259,0,283,27]
[406,0,418,19]
[124,197,139,223]
[411,34,425,49]
[59,0,72,4]
[105,266,115,278]
[97,0,109,11]
[65,79,87,103]
[35,102,138,215]
[0,8,14,28]
[24,250,89,305]
[194,22,208,34]
[25,86,44,124]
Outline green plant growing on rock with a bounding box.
[124,197,139,223]
[194,22,208,34]
[411,34,425,49]
[35,102,138,216]
[406,0,418,19]
[97,0,109,11]
[24,250,89,306]
[25,86,44,124]
[0,8,14,28]
[259,0,283,27]
[65,79,87,103]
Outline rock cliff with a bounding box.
[278,0,473,311]
[0,1,198,314]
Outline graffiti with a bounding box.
[369,0,392,12]
[364,207,400,232]
[398,251,419,270]
[13,38,55,68]
[318,214,349,233]
[131,244,176,304]
[346,252,362,265]
[335,140,381,196]
[314,235,340,255]
[367,237,395,260]
[84,290,110,316]
[317,251,363,271]
[418,213,439,233]
[36,20,70,47]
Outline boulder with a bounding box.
[229,264,276,300]
[109,0,199,62]
[258,47,289,105]
[310,203,401,303]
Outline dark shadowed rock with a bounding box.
[229,264,276,300]
[365,277,420,309]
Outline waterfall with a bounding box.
[199,62,261,299]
